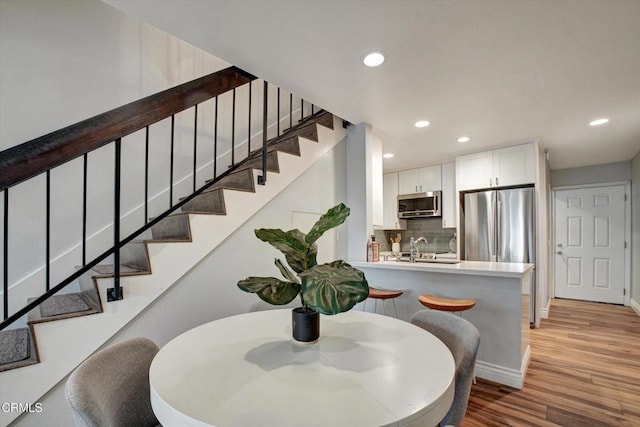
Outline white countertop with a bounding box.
[350,259,534,278]
[150,310,455,427]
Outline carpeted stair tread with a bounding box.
[181,188,226,215]
[0,328,30,364]
[204,169,256,193]
[0,327,38,372]
[119,241,152,272]
[267,136,301,156]
[27,290,102,324]
[149,213,192,241]
[92,264,150,276]
[278,118,320,143]
[231,151,279,175]
[315,111,334,129]
[39,293,91,317]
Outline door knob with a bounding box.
[556,250,563,255]
[557,243,563,248]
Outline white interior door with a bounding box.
[554,185,626,304]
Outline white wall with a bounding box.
[0,0,232,319]
[551,161,631,187]
[11,138,348,427]
[632,150,640,311]
[345,123,383,261]
[535,144,551,324]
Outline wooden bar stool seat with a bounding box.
[418,294,476,312]
[363,287,404,318]
[368,288,404,300]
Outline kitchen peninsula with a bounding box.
[350,259,534,389]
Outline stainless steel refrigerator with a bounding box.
[463,187,536,325]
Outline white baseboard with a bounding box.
[631,299,640,317]
[539,299,551,319]
[475,345,531,390]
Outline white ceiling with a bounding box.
[103,0,640,171]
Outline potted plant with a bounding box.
[237,203,369,342]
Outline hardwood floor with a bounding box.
[463,298,640,426]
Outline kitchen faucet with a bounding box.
[409,236,428,263]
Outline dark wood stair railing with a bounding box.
[0,65,326,333]
[0,66,255,191]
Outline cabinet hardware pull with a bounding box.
[496,177,499,186]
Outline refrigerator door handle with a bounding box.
[496,199,502,262]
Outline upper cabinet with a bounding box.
[376,172,406,230]
[398,164,442,194]
[457,143,535,191]
[441,162,456,229]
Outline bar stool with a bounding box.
[417,294,476,314]
[418,293,478,383]
[363,287,404,318]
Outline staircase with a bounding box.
[0,75,346,425]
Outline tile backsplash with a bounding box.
[374,218,456,254]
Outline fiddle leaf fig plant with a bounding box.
[237,203,369,315]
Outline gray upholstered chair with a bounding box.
[411,310,480,427]
[65,337,160,427]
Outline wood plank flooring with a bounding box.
[463,298,640,426]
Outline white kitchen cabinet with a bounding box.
[457,143,535,191]
[398,164,442,194]
[376,172,406,230]
[421,165,442,192]
[398,168,421,194]
[441,162,456,229]
[492,144,536,187]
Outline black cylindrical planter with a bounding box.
[292,307,320,343]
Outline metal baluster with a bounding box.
[277,87,280,136]
[247,82,252,157]
[108,139,123,301]
[3,190,8,320]
[301,98,304,122]
[45,170,50,291]
[170,115,175,207]
[289,93,293,129]
[231,88,236,167]
[214,96,218,178]
[193,104,198,193]
[311,103,315,115]
[258,81,268,185]
[82,153,88,265]
[144,127,149,225]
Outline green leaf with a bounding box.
[255,228,312,273]
[274,258,299,283]
[237,276,300,305]
[325,260,351,269]
[305,203,350,245]
[299,263,369,315]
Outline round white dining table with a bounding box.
[149,309,455,427]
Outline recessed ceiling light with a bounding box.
[457,136,470,143]
[363,52,385,67]
[415,120,430,128]
[589,118,609,126]
[383,153,394,159]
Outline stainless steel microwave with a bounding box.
[398,191,441,218]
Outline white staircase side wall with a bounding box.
[1,117,346,427]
